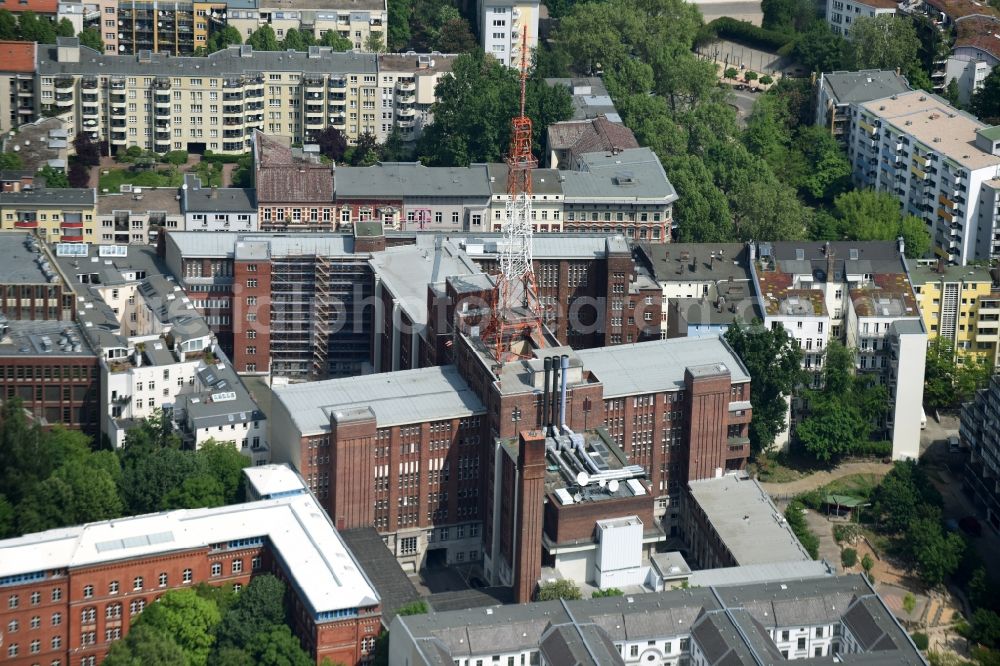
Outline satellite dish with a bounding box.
[573,493,583,503]
[575,471,590,487]
[598,479,607,488]
[608,480,620,493]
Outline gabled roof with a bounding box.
[253,131,334,204]
[547,115,639,157]
[0,41,35,72]
[955,15,1000,60]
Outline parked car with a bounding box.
[948,435,961,453]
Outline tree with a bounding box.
[785,500,820,559]
[118,445,200,514]
[861,553,875,576]
[0,152,22,170]
[73,131,101,166]
[17,12,56,44]
[873,460,941,533]
[208,25,242,53]
[724,320,803,454]
[56,17,75,37]
[78,27,103,52]
[396,600,429,616]
[0,10,16,40]
[364,30,385,53]
[350,131,379,166]
[315,126,348,162]
[0,494,12,538]
[791,22,849,73]
[37,164,69,188]
[319,30,352,51]
[161,472,225,509]
[972,68,1000,124]
[832,189,930,256]
[380,125,408,162]
[17,454,122,533]
[841,548,858,568]
[135,588,221,666]
[903,593,917,615]
[849,15,921,72]
[537,579,582,601]
[102,624,188,666]
[246,625,313,666]
[386,0,412,50]
[592,588,624,598]
[281,28,313,51]
[898,215,931,258]
[436,18,476,53]
[907,512,964,587]
[744,70,758,84]
[725,67,738,79]
[247,25,280,51]
[761,0,817,33]
[969,609,1000,649]
[196,440,249,504]
[216,575,288,650]
[793,126,851,203]
[760,75,774,85]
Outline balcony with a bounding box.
[110,78,126,90]
[82,105,99,117]
[397,80,415,92]
[155,94,170,107]
[110,132,127,145]
[396,92,415,105]
[397,119,416,129]
[223,105,243,115]
[304,76,324,92]
[14,214,37,228]
[223,78,245,89]
[55,76,74,91]
[55,94,74,107]
[305,115,324,127]
[329,77,347,89]
[397,106,415,118]
[223,91,243,102]
[81,77,98,90]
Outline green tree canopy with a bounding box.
[364,30,385,53]
[537,579,582,601]
[135,588,221,666]
[436,17,477,53]
[790,22,849,73]
[78,27,104,52]
[973,67,1000,125]
[215,575,288,650]
[416,50,572,166]
[761,0,818,32]
[724,320,803,454]
[18,12,56,43]
[849,15,922,73]
[0,10,16,40]
[873,460,942,533]
[102,624,188,666]
[906,510,965,587]
[247,25,280,51]
[37,164,69,188]
[281,28,314,51]
[207,25,242,53]
[828,189,930,257]
[319,29,352,51]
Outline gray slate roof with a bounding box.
[336,162,493,199]
[0,188,96,207]
[182,174,256,213]
[562,148,677,203]
[822,70,911,106]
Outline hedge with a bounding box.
[785,500,820,559]
[202,151,251,164]
[853,440,892,457]
[702,17,793,52]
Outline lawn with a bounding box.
[750,451,826,483]
[98,167,185,192]
[821,473,882,499]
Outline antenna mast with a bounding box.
[482,25,542,364]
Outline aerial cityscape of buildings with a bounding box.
[1,0,999,663]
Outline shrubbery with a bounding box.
[785,500,819,559]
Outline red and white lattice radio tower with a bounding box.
[482,25,543,364]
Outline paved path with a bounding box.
[758,461,891,497]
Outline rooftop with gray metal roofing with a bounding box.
[0,188,96,207]
[686,474,813,566]
[576,336,750,398]
[561,148,677,203]
[274,365,486,435]
[907,261,995,285]
[821,70,912,106]
[0,232,59,283]
[640,242,749,283]
[335,162,493,199]
[39,41,379,77]
[544,77,622,122]
[0,318,94,357]
[182,174,256,213]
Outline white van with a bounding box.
[921,408,927,430]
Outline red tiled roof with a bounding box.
[0,0,57,13]
[0,41,35,73]
[253,131,334,204]
[925,0,1000,20]
[956,16,1000,59]
[547,115,639,157]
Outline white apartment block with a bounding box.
[750,241,926,460]
[28,38,455,155]
[226,0,387,51]
[847,90,1000,264]
[826,0,897,37]
[944,16,1000,105]
[478,0,539,68]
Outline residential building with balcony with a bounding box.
[0,465,382,666]
[0,41,37,134]
[104,0,225,55]
[909,260,1000,365]
[749,240,926,459]
[479,0,539,67]
[97,187,184,245]
[47,242,267,458]
[376,53,457,142]
[815,69,911,144]
[846,90,1000,264]
[961,374,1000,533]
[225,0,388,51]
[390,574,923,664]
[944,15,1000,105]
[0,188,97,244]
[826,0,897,37]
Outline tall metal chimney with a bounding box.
[549,356,560,432]
[542,357,552,435]
[559,354,570,428]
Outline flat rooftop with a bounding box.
[0,470,378,619]
[274,365,486,436]
[822,70,912,106]
[98,188,182,215]
[258,0,385,10]
[0,319,94,358]
[850,272,919,318]
[576,336,750,398]
[906,262,993,285]
[379,53,458,74]
[0,232,57,284]
[688,474,813,566]
[640,242,748,283]
[244,464,308,500]
[861,90,1000,171]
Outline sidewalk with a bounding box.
[758,460,891,497]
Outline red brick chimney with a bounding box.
[513,429,547,604]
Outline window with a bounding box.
[30,616,39,629]
[247,279,258,288]
[51,613,61,626]
[158,573,167,587]
[797,637,806,650]
[51,635,61,650]
[8,594,18,608]
[251,556,261,571]
[7,619,17,632]
[133,576,143,591]
[232,560,243,574]
[400,537,418,555]
[83,585,93,598]
[211,563,222,577]
[109,581,118,595]
[30,591,40,605]
[183,569,192,584]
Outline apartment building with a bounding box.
[0,465,382,666]
[40,241,268,457]
[826,0,896,37]
[0,41,37,134]
[225,0,387,51]
[846,90,1000,264]
[961,374,1000,533]
[815,70,911,144]
[749,240,926,460]
[29,40,453,155]
[390,575,924,665]
[945,16,1000,105]
[96,187,184,245]
[181,173,258,232]
[0,188,98,244]
[270,333,751,590]
[910,261,1000,365]
[478,0,539,67]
